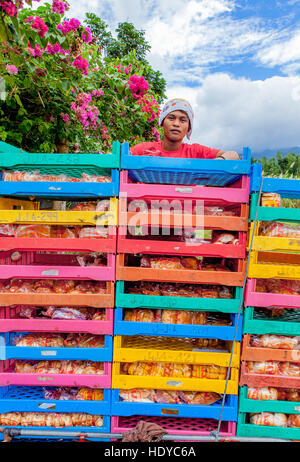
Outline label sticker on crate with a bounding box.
[41,270,59,276]
[161,409,179,416]
[41,351,57,356]
[38,403,56,410]
[166,381,182,387]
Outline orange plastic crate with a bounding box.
[241,334,300,362]
[116,254,246,286]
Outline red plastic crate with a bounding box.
[117,227,246,258]
[239,361,300,389]
[0,228,117,253]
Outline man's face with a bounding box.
[162,110,190,142]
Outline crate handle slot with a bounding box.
[166,381,182,386]
[38,403,56,410]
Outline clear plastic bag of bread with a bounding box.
[0,412,22,426]
[154,390,181,404]
[259,221,300,238]
[250,334,300,350]
[124,308,156,323]
[179,391,221,405]
[247,361,280,375]
[148,256,183,270]
[287,415,300,428]
[250,412,288,427]
[15,224,51,239]
[76,334,105,348]
[161,310,192,325]
[248,387,278,401]
[279,362,300,376]
[192,364,227,380]
[0,224,16,237]
[194,338,225,350]
[119,388,156,403]
[78,226,108,239]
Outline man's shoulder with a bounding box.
[130,142,161,155]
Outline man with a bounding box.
[130,98,239,159]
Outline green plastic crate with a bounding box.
[0,141,121,175]
[116,281,243,314]
[243,307,300,336]
[237,386,300,440]
[249,192,300,222]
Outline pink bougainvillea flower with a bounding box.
[60,113,70,122]
[92,89,104,97]
[81,27,92,43]
[57,18,81,35]
[45,42,69,55]
[51,0,68,15]
[6,64,18,74]
[25,16,48,38]
[72,55,89,75]
[126,75,149,100]
[0,1,18,16]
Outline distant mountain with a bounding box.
[252,147,300,159]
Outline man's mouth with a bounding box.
[170,129,180,134]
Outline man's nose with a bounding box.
[172,118,180,126]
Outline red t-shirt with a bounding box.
[130,141,220,159]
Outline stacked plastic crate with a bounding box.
[0,141,120,441]
[238,164,300,440]
[111,142,252,439]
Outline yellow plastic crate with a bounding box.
[0,198,118,226]
[0,198,37,210]
[111,362,239,394]
[247,222,300,253]
[248,250,300,280]
[113,335,240,368]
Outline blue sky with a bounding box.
[39,0,300,153]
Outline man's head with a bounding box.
[159,99,194,141]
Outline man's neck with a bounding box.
[161,138,183,152]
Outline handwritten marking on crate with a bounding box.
[15,212,59,222]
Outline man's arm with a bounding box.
[216,150,240,160]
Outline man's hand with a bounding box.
[216,150,240,160]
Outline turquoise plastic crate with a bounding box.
[237,386,300,440]
[0,140,121,169]
[249,192,300,222]
[121,142,251,187]
[116,281,243,314]
[243,307,300,336]
[114,307,243,341]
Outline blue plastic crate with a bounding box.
[113,308,243,341]
[250,163,300,198]
[111,389,238,421]
[1,332,113,362]
[0,169,119,199]
[0,385,111,415]
[121,142,251,187]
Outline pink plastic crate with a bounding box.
[0,251,115,281]
[111,415,236,438]
[0,359,112,388]
[119,170,250,203]
[0,307,114,335]
[244,279,300,309]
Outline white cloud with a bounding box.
[167,73,300,153]
[257,30,300,67]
